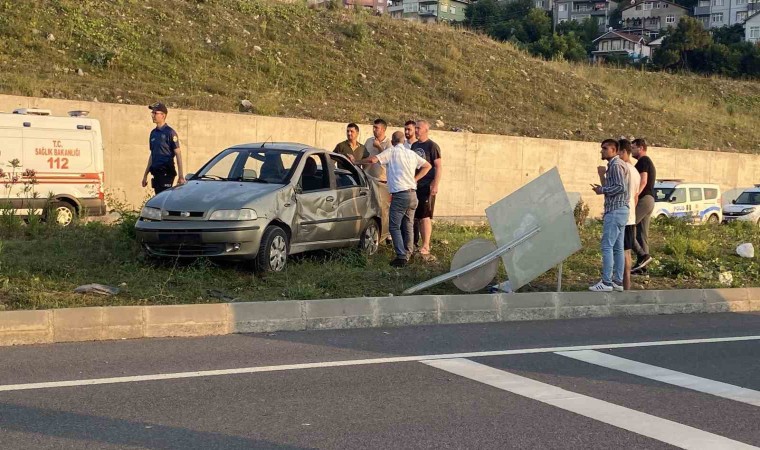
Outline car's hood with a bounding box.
[723,203,757,213]
[146,180,285,211]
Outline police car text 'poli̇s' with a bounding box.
[0,108,106,226]
[652,180,722,224]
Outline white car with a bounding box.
[722,185,760,226]
[652,180,722,224]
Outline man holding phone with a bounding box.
[590,139,629,292]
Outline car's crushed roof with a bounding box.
[227,142,315,152]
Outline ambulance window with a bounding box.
[704,188,718,200]
[689,188,703,202]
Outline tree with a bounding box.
[652,17,711,69]
[712,24,745,45]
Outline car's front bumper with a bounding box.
[722,214,756,224]
[135,219,264,258]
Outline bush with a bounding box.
[574,199,590,228]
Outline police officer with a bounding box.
[142,102,185,194]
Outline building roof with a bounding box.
[621,0,688,13]
[744,11,760,24]
[648,36,665,46]
[592,30,648,44]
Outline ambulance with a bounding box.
[0,108,106,226]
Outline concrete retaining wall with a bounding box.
[2,94,760,218]
[1,288,758,346]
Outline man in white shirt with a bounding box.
[616,139,641,290]
[359,131,431,267]
[364,118,392,183]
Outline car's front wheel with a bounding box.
[255,226,288,273]
[359,220,380,255]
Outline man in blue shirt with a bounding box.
[141,102,185,194]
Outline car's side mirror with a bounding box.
[186,172,195,180]
[732,199,736,204]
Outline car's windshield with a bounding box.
[196,148,299,184]
[654,187,686,204]
[735,191,760,205]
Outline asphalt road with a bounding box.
[1,312,760,449]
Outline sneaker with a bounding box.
[390,258,408,268]
[589,280,613,292]
[632,255,653,272]
[611,281,624,292]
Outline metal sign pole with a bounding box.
[557,262,563,292]
[402,227,541,295]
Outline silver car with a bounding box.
[135,143,389,272]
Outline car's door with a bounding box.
[328,154,370,241]
[293,153,338,244]
[689,187,704,222]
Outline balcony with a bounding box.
[693,5,711,15]
[419,7,438,15]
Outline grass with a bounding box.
[0,1,759,152]
[1,219,759,311]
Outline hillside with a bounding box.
[1,0,759,152]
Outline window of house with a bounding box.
[635,4,642,9]
[713,0,724,6]
[750,26,760,39]
[666,14,676,23]
[559,3,568,11]
[656,2,661,7]
[450,5,456,14]
[737,11,747,21]
[643,2,653,9]
[664,2,669,6]
[612,39,622,49]
[704,188,719,200]
[535,0,544,7]
[699,0,709,6]
[737,0,746,4]
[712,12,723,22]
[689,188,703,202]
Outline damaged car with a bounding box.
[135,143,389,272]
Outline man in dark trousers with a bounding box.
[632,138,656,273]
[142,102,185,195]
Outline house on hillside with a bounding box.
[553,0,620,32]
[746,11,760,42]
[620,0,689,39]
[388,0,471,23]
[309,0,388,13]
[592,30,652,61]
[692,0,756,29]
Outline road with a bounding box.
[1,312,760,449]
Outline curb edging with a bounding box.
[0,288,758,346]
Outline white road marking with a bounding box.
[556,350,760,407]
[0,335,758,392]
[422,358,758,450]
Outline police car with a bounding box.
[722,185,760,226]
[0,108,106,226]
[652,180,722,224]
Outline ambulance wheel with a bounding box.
[49,202,77,227]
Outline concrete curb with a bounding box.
[1,288,758,346]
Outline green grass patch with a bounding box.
[1,219,759,311]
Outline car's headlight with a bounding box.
[741,207,756,215]
[140,206,162,221]
[208,209,258,221]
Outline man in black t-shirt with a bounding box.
[632,138,656,272]
[411,120,442,261]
